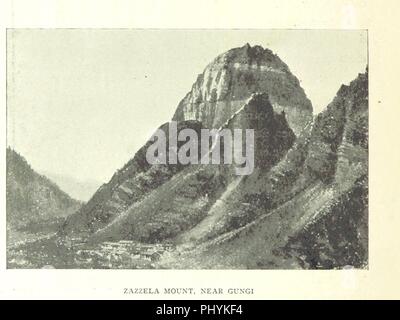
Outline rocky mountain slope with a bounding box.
[6,148,81,238]
[159,69,368,269]
[61,44,312,237]
[59,44,368,269]
[88,92,296,243]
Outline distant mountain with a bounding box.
[41,171,102,202]
[61,120,205,235]
[6,148,81,231]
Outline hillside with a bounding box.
[6,148,81,246]
[158,70,368,269]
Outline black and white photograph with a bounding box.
[6,29,369,270]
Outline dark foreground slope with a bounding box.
[61,120,204,236]
[89,93,296,243]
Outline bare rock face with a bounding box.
[173,43,313,136]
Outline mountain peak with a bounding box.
[173,44,312,135]
[214,43,281,69]
[242,43,273,57]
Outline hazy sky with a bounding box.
[7,29,367,183]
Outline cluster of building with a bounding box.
[71,239,174,268]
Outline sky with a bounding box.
[7,29,367,185]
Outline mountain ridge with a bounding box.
[54,45,368,270]
[158,69,368,269]
[61,44,312,237]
